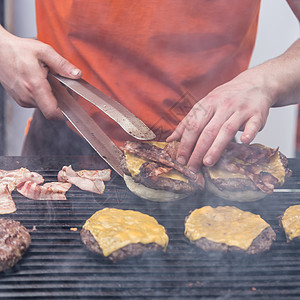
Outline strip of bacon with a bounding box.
[76,169,111,181]
[0,178,17,193]
[139,162,172,177]
[0,184,16,214]
[58,165,106,194]
[0,168,44,182]
[16,181,71,200]
[122,141,205,189]
[0,168,44,192]
[43,182,72,193]
[164,141,180,160]
[215,142,286,194]
[223,142,277,165]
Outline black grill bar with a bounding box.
[0,156,299,298]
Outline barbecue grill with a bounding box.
[0,155,300,299]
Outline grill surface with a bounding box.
[0,156,300,299]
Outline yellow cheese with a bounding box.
[124,141,188,183]
[83,208,169,256]
[281,205,300,242]
[148,141,168,149]
[160,169,188,182]
[207,167,246,179]
[185,206,270,251]
[124,152,147,177]
[207,144,286,185]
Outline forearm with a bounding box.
[253,37,300,107]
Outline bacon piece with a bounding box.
[0,168,44,183]
[0,168,44,192]
[122,141,205,189]
[164,141,180,161]
[58,165,106,194]
[43,182,72,193]
[139,162,172,178]
[16,181,71,200]
[0,184,16,214]
[214,142,287,194]
[76,169,111,181]
[244,172,278,194]
[0,168,44,212]
[0,178,17,193]
[224,142,277,165]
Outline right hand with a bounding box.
[0,26,82,120]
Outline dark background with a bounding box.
[0,0,5,155]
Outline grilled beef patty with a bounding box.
[279,205,300,243]
[185,206,276,254]
[122,141,205,188]
[203,168,259,192]
[192,227,276,254]
[120,156,197,194]
[203,144,292,195]
[80,228,163,262]
[0,218,31,271]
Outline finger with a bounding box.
[174,103,214,164]
[32,78,64,120]
[201,113,248,167]
[240,115,265,144]
[166,120,185,142]
[2,83,36,108]
[185,114,226,171]
[175,118,205,165]
[37,44,81,79]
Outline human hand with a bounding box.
[166,69,274,171]
[0,26,81,120]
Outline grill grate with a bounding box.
[0,156,299,299]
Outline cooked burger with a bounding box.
[81,208,169,262]
[279,205,300,243]
[203,142,292,202]
[121,141,205,202]
[184,206,276,254]
[0,218,31,271]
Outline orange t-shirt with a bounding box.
[35,0,260,147]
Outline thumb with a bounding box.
[38,44,82,79]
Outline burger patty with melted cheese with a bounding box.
[80,208,169,262]
[280,205,300,243]
[121,141,198,194]
[185,206,276,254]
[203,143,292,201]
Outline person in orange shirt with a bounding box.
[0,0,299,172]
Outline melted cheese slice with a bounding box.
[207,144,286,185]
[281,205,300,242]
[185,206,270,251]
[124,141,188,183]
[83,208,169,256]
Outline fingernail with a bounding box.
[71,68,81,76]
[204,156,213,166]
[177,156,186,165]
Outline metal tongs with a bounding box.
[48,74,156,177]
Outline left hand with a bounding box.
[167,68,273,172]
